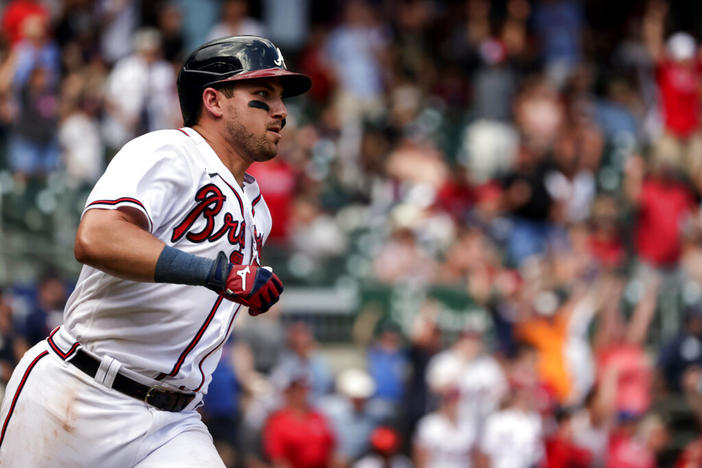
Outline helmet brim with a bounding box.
[212,68,312,98]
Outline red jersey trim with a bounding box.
[0,350,49,447]
[212,173,245,217]
[162,295,224,379]
[194,304,242,392]
[251,193,262,216]
[87,197,154,232]
[46,326,80,360]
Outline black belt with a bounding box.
[68,348,195,412]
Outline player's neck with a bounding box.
[192,124,250,186]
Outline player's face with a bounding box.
[221,79,287,163]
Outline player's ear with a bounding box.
[201,87,225,120]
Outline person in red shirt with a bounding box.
[606,413,668,468]
[545,407,593,468]
[657,32,701,140]
[263,371,336,468]
[1,0,49,45]
[247,156,298,244]
[676,438,702,468]
[625,155,695,269]
[643,3,702,190]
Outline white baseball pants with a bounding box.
[0,341,225,468]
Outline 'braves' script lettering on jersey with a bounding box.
[172,185,246,256]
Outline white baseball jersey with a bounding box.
[413,411,477,468]
[55,126,272,394]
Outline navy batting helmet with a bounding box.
[177,36,311,126]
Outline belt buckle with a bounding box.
[144,385,168,405]
[144,385,193,412]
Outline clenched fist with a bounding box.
[206,252,283,314]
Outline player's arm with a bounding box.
[75,207,163,282]
[75,207,283,313]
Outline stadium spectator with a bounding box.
[289,195,348,262]
[324,0,389,180]
[586,195,626,271]
[532,0,584,87]
[402,302,442,446]
[544,406,593,468]
[59,92,104,185]
[477,378,545,468]
[593,275,659,418]
[0,290,27,388]
[6,64,59,181]
[366,321,409,406]
[156,2,185,63]
[372,226,438,285]
[10,13,60,89]
[354,426,412,468]
[1,0,49,46]
[102,27,179,151]
[645,25,702,189]
[413,357,477,468]
[625,153,695,270]
[16,269,67,346]
[676,436,702,468]
[263,369,336,468]
[96,0,139,64]
[500,140,561,265]
[606,413,668,468]
[516,286,579,404]
[269,321,334,402]
[320,368,393,465]
[246,152,298,244]
[206,0,266,42]
[426,319,507,432]
[658,300,702,393]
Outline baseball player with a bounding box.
[0,36,310,467]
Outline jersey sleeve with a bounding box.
[84,138,193,232]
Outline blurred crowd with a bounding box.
[4,0,702,466]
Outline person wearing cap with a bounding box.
[319,368,393,465]
[0,36,311,467]
[425,317,507,432]
[354,426,412,468]
[263,369,336,468]
[413,360,478,468]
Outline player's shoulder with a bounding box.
[114,129,195,163]
[122,129,191,152]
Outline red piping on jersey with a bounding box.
[46,326,80,360]
[194,304,242,392]
[176,128,190,137]
[251,193,262,216]
[213,174,245,217]
[87,197,154,231]
[163,295,224,378]
[0,350,49,447]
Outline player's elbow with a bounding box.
[74,225,101,265]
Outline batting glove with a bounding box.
[206,252,284,314]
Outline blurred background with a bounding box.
[4,0,702,466]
